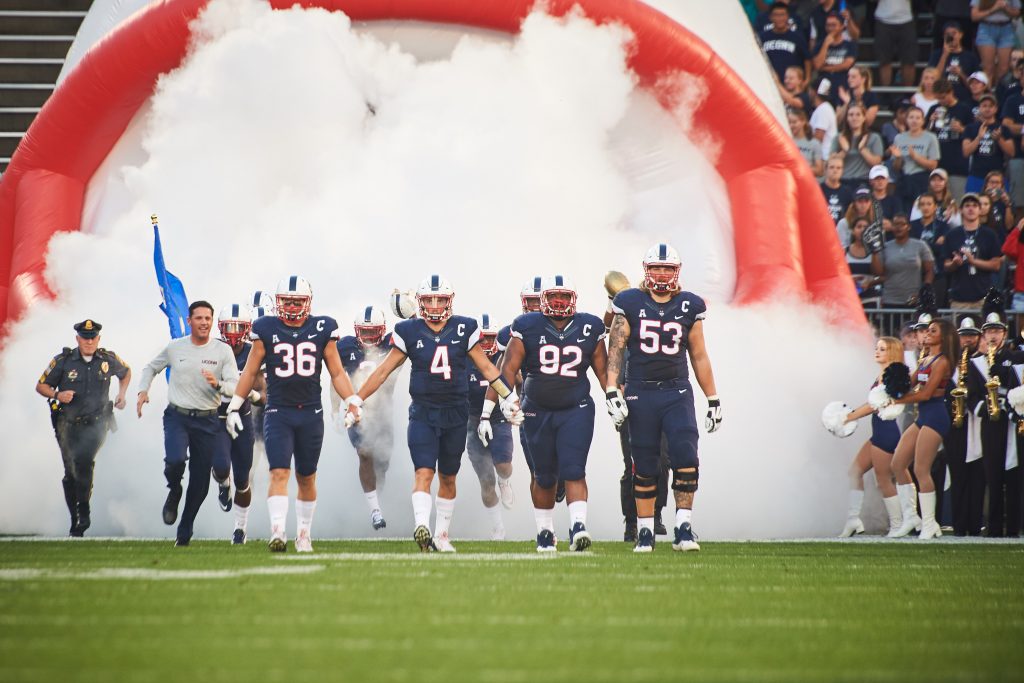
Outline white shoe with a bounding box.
[888,514,921,538]
[434,531,456,553]
[490,525,506,541]
[839,517,865,538]
[497,478,515,509]
[370,509,386,530]
[919,520,943,540]
[294,529,313,553]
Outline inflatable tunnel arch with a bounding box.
[0,0,865,333]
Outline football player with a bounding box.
[330,306,395,531]
[494,275,608,553]
[347,275,521,552]
[606,244,722,553]
[215,304,265,544]
[496,278,542,479]
[248,300,272,469]
[226,276,361,553]
[469,314,515,540]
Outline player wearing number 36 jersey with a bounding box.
[349,275,520,553]
[607,244,722,554]
[228,276,361,554]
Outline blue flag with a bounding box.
[152,217,191,340]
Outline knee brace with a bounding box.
[672,467,698,493]
[633,473,658,498]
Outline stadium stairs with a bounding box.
[856,11,936,127]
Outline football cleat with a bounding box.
[654,515,668,536]
[217,482,232,512]
[174,536,190,547]
[162,485,182,525]
[672,523,700,552]
[295,530,313,553]
[536,529,557,553]
[634,527,655,553]
[434,531,456,553]
[371,509,387,530]
[569,522,592,552]
[491,525,506,541]
[231,528,246,545]
[497,478,515,509]
[414,525,436,552]
[268,531,287,553]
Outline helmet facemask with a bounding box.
[642,263,681,294]
[355,324,386,347]
[540,288,576,320]
[219,320,251,347]
[418,294,453,323]
[276,295,311,323]
[479,331,499,355]
[521,294,541,313]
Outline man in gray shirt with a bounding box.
[873,213,936,305]
[137,300,241,546]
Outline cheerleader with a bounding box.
[889,318,958,539]
[838,337,906,536]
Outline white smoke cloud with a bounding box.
[0,0,875,542]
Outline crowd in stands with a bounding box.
[754,0,1024,312]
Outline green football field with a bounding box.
[1,539,1022,683]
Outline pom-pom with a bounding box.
[868,384,890,410]
[822,401,857,438]
[1008,385,1024,414]
[882,362,911,398]
[877,402,905,421]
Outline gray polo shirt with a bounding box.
[138,336,239,411]
[881,238,934,305]
[893,130,940,176]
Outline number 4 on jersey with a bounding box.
[430,345,451,380]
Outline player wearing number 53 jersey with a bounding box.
[494,275,608,553]
[607,244,722,553]
[349,275,520,553]
[227,276,360,553]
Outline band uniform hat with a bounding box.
[957,316,981,336]
[74,319,102,339]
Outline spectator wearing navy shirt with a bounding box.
[981,170,1015,238]
[999,79,1024,211]
[812,13,857,93]
[928,78,975,199]
[929,21,983,102]
[759,2,811,83]
[756,0,809,41]
[962,93,1015,193]
[967,71,993,119]
[868,165,903,220]
[911,192,952,305]
[821,155,853,224]
[777,65,813,113]
[836,67,880,129]
[944,193,1004,308]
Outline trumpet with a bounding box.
[986,344,1002,420]
[950,347,970,428]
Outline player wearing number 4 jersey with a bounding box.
[490,275,608,553]
[349,275,521,552]
[607,244,722,553]
[227,276,361,553]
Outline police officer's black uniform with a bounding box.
[38,320,129,535]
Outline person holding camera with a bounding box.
[944,193,1004,308]
[930,21,983,102]
[963,93,1016,194]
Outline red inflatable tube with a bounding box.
[0,0,865,335]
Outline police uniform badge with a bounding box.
[67,369,78,380]
[101,361,109,374]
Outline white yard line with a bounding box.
[0,565,324,581]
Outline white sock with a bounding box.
[233,503,250,531]
[486,502,503,529]
[568,500,587,527]
[268,495,288,539]
[435,496,456,537]
[675,508,692,527]
[534,507,554,534]
[364,490,380,513]
[847,489,864,519]
[411,491,432,528]
[638,516,655,534]
[296,499,316,537]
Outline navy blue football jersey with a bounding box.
[252,315,339,408]
[611,288,706,382]
[496,324,513,352]
[468,349,504,417]
[219,340,253,415]
[336,333,393,375]
[511,311,606,410]
[393,316,480,408]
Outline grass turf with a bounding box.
[0,539,1022,682]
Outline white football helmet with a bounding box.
[642,243,682,293]
[249,306,269,340]
[218,303,252,347]
[479,313,499,355]
[520,276,543,313]
[416,275,454,323]
[354,305,387,347]
[251,289,275,315]
[540,275,577,319]
[275,275,313,323]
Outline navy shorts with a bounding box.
[466,417,514,467]
[870,414,901,454]
[522,396,595,488]
[915,398,951,438]
[623,380,699,477]
[407,402,468,476]
[263,404,325,476]
[163,407,223,469]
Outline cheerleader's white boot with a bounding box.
[918,491,942,540]
[889,483,922,538]
[883,495,903,537]
[838,490,865,537]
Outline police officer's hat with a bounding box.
[957,316,981,336]
[981,288,1007,331]
[73,319,102,339]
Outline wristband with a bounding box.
[490,376,513,399]
[481,399,496,419]
[226,394,245,413]
[347,395,364,408]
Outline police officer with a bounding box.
[35,319,131,536]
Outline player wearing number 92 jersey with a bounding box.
[607,244,721,554]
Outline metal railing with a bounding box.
[863,306,969,337]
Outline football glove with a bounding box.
[344,395,363,429]
[705,396,722,433]
[500,391,524,426]
[226,410,244,439]
[605,387,628,429]
[247,388,262,404]
[478,418,493,446]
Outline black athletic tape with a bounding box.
[672,468,699,492]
